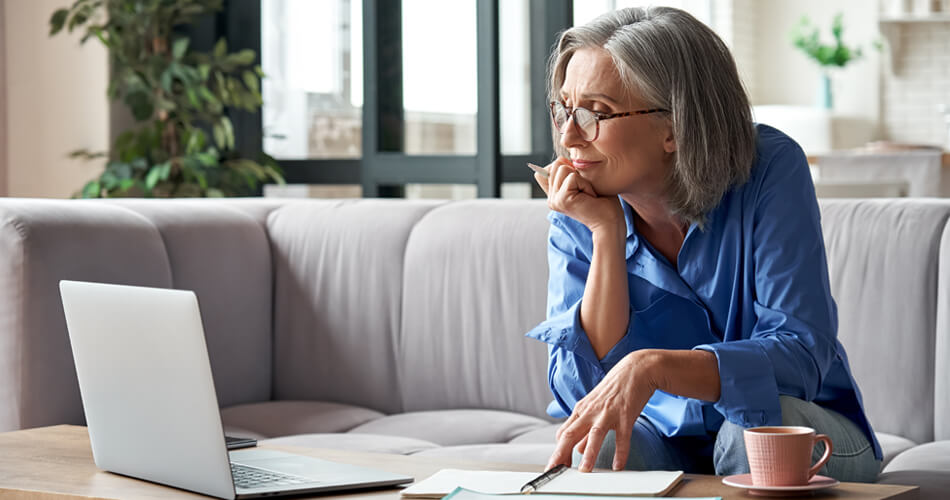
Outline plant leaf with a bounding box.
[220,116,234,150]
[145,166,161,190]
[81,180,101,198]
[49,9,70,36]
[230,49,256,66]
[242,70,259,94]
[172,37,190,60]
[212,122,226,150]
[124,91,153,121]
[213,38,227,59]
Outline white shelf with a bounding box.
[877,14,950,74]
[880,13,950,22]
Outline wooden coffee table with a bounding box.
[0,426,917,499]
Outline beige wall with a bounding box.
[0,1,7,196]
[3,0,109,198]
[751,1,882,146]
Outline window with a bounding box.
[401,0,477,156]
[225,0,572,197]
[261,0,362,159]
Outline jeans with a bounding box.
[575,396,881,482]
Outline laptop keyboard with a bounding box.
[231,462,315,489]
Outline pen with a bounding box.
[526,162,549,179]
[520,464,567,494]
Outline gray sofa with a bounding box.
[1,197,948,496]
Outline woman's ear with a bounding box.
[662,125,676,154]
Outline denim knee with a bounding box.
[713,419,749,476]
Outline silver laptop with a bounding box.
[60,280,413,499]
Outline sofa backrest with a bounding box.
[104,199,280,409]
[819,199,950,444]
[398,200,553,419]
[267,199,442,414]
[935,220,950,441]
[4,196,950,444]
[0,199,279,432]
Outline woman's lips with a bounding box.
[572,159,601,170]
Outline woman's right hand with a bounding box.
[534,157,623,236]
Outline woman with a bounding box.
[525,6,881,481]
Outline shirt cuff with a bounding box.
[596,308,636,373]
[525,300,602,369]
[694,341,782,428]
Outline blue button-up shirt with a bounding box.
[525,124,882,460]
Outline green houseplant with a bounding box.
[50,0,284,198]
[791,13,871,110]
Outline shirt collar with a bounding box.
[620,196,702,303]
[620,195,636,240]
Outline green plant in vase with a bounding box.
[790,13,873,110]
[50,0,284,198]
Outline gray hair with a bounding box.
[549,7,756,226]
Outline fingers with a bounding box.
[575,435,588,456]
[534,172,549,196]
[551,163,573,195]
[578,425,607,472]
[571,171,598,197]
[548,416,587,470]
[555,412,579,441]
[546,437,575,470]
[612,424,633,471]
[546,158,574,198]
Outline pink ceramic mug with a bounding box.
[743,426,833,487]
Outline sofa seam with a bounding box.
[395,199,450,414]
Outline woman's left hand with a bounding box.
[547,350,660,472]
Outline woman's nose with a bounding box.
[559,114,587,149]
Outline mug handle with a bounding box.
[808,434,833,480]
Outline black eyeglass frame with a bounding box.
[549,101,669,142]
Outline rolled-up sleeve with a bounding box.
[526,213,636,417]
[695,142,839,428]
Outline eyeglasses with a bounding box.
[550,100,668,142]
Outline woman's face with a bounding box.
[558,47,675,198]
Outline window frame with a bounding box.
[219,0,572,197]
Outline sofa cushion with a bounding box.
[268,200,442,414]
[106,200,277,408]
[348,409,550,446]
[876,432,919,469]
[877,470,950,500]
[509,423,560,444]
[398,200,553,419]
[221,400,384,438]
[882,440,950,473]
[820,199,950,444]
[262,433,439,455]
[412,444,553,465]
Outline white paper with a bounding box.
[401,468,683,498]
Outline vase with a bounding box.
[818,73,833,110]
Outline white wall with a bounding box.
[3,0,109,198]
[881,21,950,148]
[751,1,882,147]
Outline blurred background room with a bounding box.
[1,0,949,200]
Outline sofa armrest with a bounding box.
[0,200,173,431]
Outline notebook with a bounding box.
[400,469,683,498]
[441,488,719,500]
